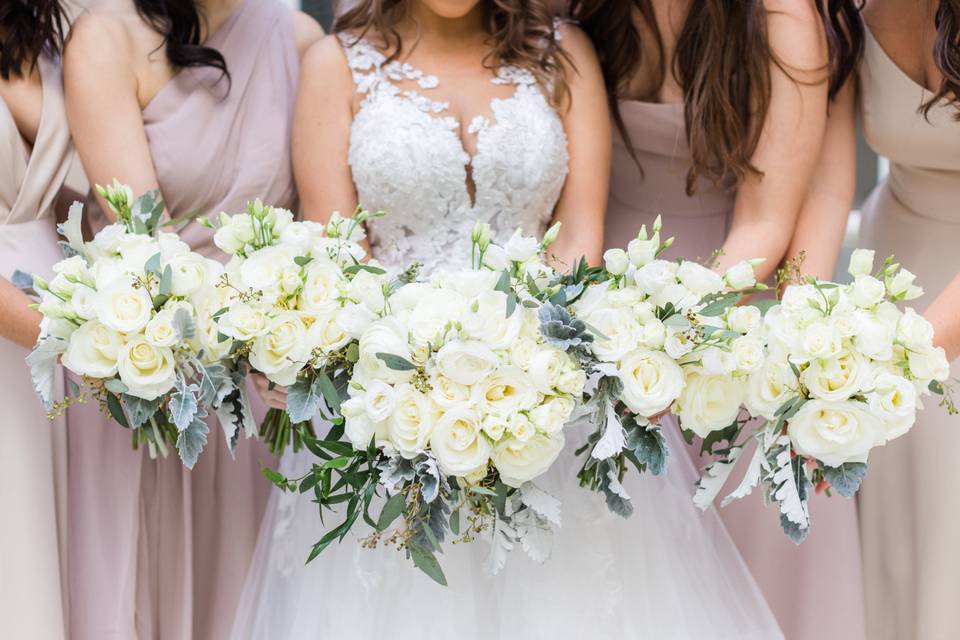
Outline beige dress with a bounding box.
[607,100,866,640]
[0,54,72,640]
[857,27,960,640]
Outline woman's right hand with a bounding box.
[251,373,288,411]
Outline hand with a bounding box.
[252,373,288,411]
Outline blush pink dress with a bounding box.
[606,100,866,640]
[67,2,299,638]
[0,53,73,640]
[856,27,960,640]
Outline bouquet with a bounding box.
[210,202,386,456]
[266,223,588,585]
[26,182,238,467]
[693,250,954,542]
[568,217,768,517]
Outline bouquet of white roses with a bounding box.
[25,182,238,467]
[569,216,768,517]
[693,250,953,542]
[266,223,588,585]
[210,202,389,456]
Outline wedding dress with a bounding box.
[231,32,783,640]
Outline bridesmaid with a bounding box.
[789,2,960,638]
[573,1,867,638]
[0,2,75,638]
[62,0,322,637]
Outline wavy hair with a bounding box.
[133,0,229,82]
[925,0,960,117]
[334,0,569,105]
[0,0,66,80]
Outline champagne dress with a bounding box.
[606,100,866,640]
[67,1,299,637]
[0,54,72,640]
[857,27,960,640]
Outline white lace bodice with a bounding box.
[339,33,569,273]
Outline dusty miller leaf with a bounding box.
[770,444,809,531]
[519,482,561,527]
[693,446,743,511]
[823,462,867,498]
[177,415,209,470]
[721,443,766,507]
[25,337,67,409]
[287,376,321,424]
[591,400,625,460]
[123,394,159,429]
[169,377,200,432]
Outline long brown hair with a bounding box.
[573,0,864,194]
[925,0,960,117]
[334,0,569,105]
[0,0,66,80]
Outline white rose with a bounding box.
[52,255,94,286]
[166,253,209,297]
[87,224,127,260]
[461,290,522,350]
[445,270,499,299]
[652,282,699,310]
[585,306,645,363]
[69,284,99,320]
[908,345,951,383]
[701,347,736,375]
[95,279,154,334]
[853,311,895,361]
[428,374,471,409]
[240,245,297,296]
[529,396,575,435]
[250,312,310,386]
[617,349,685,416]
[627,237,657,267]
[387,384,433,458]
[472,365,538,416]
[633,260,677,296]
[795,320,842,363]
[116,337,176,400]
[144,307,182,347]
[897,308,935,351]
[802,350,868,401]
[300,260,344,314]
[335,303,377,340]
[788,400,881,467]
[61,321,124,378]
[357,318,415,385]
[492,433,565,487]
[677,261,724,298]
[556,367,586,396]
[435,340,499,386]
[527,347,568,393]
[676,368,745,437]
[388,282,432,313]
[117,235,159,274]
[307,312,351,353]
[409,289,467,346]
[847,249,875,278]
[727,305,762,334]
[509,335,539,370]
[279,221,316,253]
[430,407,491,477]
[850,275,886,308]
[362,380,397,423]
[732,336,765,373]
[508,412,535,442]
[481,415,508,441]
[868,371,917,441]
[724,260,759,289]
[639,317,667,349]
[503,229,540,262]
[342,396,384,450]
[603,248,630,275]
[745,357,798,420]
[219,302,269,341]
[348,269,386,313]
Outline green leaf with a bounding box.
[449,508,461,536]
[299,472,321,494]
[505,291,517,318]
[748,298,778,316]
[144,252,162,275]
[261,465,290,490]
[469,486,497,497]
[408,543,447,586]
[823,462,867,498]
[377,492,407,531]
[322,456,352,470]
[159,264,173,297]
[315,371,341,414]
[930,380,945,395]
[493,480,509,516]
[375,353,417,371]
[494,269,512,295]
[343,264,386,276]
[106,392,130,428]
[294,255,313,267]
[698,291,743,317]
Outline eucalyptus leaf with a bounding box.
[144,252,162,276]
[106,393,130,428]
[377,492,407,531]
[408,543,447,586]
[375,353,417,371]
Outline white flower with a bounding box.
[848,249,875,278]
[868,371,917,441]
[362,380,397,423]
[677,261,724,298]
[745,357,798,420]
[850,275,886,308]
[788,400,881,467]
[508,413,535,442]
[795,320,842,363]
[387,384,433,458]
[430,407,491,477]
[472,365,538,416]
[250,312,310,386]
[347,270,386,313]
[724,260,759,289]
[509,335,539,370]
[529,397,575,435]
[219,302,269,341]
[166,253,209,297]
[701,347,737,375]
[240,245,297,298]
[652,282,699,310]
[897,308,935,351]
[116,337,176,400]
[408,288,467,346]
[528,347,567,393]
[603,248,630,275]
[617,349,685,416]
[908,345,950,383]
[482,244,511,271]
[556,367,586,396]
[853,311,895,362]
[627,237,657,267]
[639,317,667,349]
[429,374,471,410]
[887,268,923,300]
[732,336,765,373]
[492,433,565,488]
[664,328,695,360]
[69,284,99,320]
[503,229,540,262]
[61,321,124,378]
[335,303,377,340]
[676,368,745,437]
[342,396,383,450]
[357,318,415,385]
[461,290,522,350]
[52,255,94,286]
[633,260,677,296]
[307,312,351,353]
[95,280,154,334]
[300,260,344,314]
[144,307,182,348]
[482,415,508,441]
[802,350,868,401]
[585,306,645,363]
[727,305,762,334]
[435,340,499,386]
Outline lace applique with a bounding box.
[338,33,569,274]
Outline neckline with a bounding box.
[7,55,55,217]
[864,24,938,96]
[143,0,250,116]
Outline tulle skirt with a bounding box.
[231,416,782,640]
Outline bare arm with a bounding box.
[64,12,160,219]
[549,24,611,268]
[715,2,831,281]
[925,274,960,361]
[783,77,857,281]
[0,278,41,350]
[292,10,325,59]
[293,35,358,224]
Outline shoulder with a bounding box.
[299,34,355,91]
[764,0,829,70]
[64,4,137,73]
[555,22,602,80]
[291,10,324,60]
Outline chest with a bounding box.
[624,0,688,103]
[0,71,43,148]
[863,2,943,93]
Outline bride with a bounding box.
[233,1,783,638]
